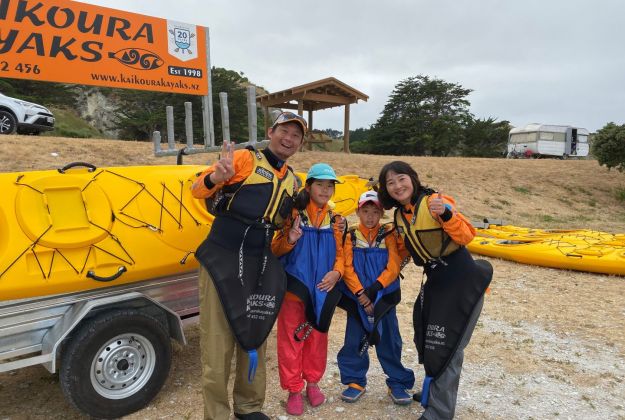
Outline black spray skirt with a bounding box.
[413,247,493,379]
[196,237,287,351]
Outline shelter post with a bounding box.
[343,103,350,153]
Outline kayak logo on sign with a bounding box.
[246,294,276,320]
[167,20,198,61]
[108,48,163,70]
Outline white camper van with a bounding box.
[507,124,589,158]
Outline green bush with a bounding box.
[592,123,625,172]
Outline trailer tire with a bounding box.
[59,309,172,419]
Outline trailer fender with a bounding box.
[41,291,186,373]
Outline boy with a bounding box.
[337,191,415,404]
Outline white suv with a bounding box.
[0,93,55,135]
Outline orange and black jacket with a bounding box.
[342,223,401,295]
[192,147,297,253]
[395,193,475,265]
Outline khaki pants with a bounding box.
[199,266,267,420]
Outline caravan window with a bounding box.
[510,132,538,143]
[578,134,588,143]
[539,131,565,142]
[510,133,524,144]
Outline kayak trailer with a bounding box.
[0,272,200,418]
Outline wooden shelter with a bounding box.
[257,77,368,153]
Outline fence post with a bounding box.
[219,92,230,143]
[184,102,193,148]
[153,131,162,154]
[166,105,175,150]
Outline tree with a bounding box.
[321,128,342,139]
[365,75,472,156]
[461,117,511,157]
[349,127,371,153]
[211,67,265,144]
[113,67,264,142]
[592,122,625,172]
[0,78,76,107]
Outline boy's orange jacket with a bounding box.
[342,223,402,294]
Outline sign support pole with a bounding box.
[202,26,215,147]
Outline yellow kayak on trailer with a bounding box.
[467,225,625,276]
[0,163,212,300]
[0,164,370,300]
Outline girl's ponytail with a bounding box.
[294,180,312,210]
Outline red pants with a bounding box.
[277,298,328,393]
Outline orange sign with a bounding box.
[0,0,208,95]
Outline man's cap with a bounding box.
[358,191,382,209]
[272,112,308,134]
[306,163,339,182]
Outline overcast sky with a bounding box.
[85,0,624,133]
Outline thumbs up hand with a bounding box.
[429,191,446,216]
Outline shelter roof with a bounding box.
[256,77,368,111]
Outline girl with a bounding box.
[377,161,492,420]
[338,191,415,405]
[272,163,345,416]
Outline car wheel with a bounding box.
[0,110,17,134]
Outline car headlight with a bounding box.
[12,99,34,107]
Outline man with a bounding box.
[191,112,307,420]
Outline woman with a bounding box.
[377,161,492,420]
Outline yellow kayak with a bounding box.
[468,225,625,276]
[0,164,212,300]
[0,164,370,300]
[295,173,372,216]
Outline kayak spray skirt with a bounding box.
[413,247,492,379]
[196,237,286,353]
[281,226,341,332]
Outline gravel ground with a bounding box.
[1,257,624,420]
[1,140,624,419]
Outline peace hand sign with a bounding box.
[287,215,303,245]
[211,140,235,184]
[429,191,446,216]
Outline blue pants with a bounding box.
[337,307,415,390]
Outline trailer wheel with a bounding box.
[60,309,172,419]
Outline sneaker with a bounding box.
[306,383,325,407]
[413,391,422,402]
[340,383,366,402]
[286,391,304,416]
[389,387,412,405]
